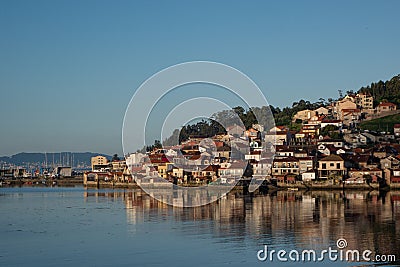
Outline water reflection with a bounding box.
[84,189,400,261]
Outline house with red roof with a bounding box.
[377,102,397,114]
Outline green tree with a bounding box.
[112,154,119,161]
[320,125,341,139]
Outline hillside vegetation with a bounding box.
[358,74,400,106]
[359,113,400,133]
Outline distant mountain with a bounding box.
[0,152,111,166]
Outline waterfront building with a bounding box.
[317,154,346,179]
[91,156,108,171]
[272,157,299,176]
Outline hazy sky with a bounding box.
[1,0,400,156]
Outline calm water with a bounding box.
[1,187,399,267]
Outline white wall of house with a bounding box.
[302,172,316,181]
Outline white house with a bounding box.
[302,170,316,182]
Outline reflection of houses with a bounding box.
[318,154,346,179]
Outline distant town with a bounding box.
[86,89,400,190]
[2,76,400,190]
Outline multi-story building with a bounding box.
[317,154,346,179]
[298,157,314,173]
[356,92,374,109]
[272,157,300,176]
[91,156,109,171]
[293,109,316,122]
[335,98,357,120]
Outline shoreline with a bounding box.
[2,177,400,191]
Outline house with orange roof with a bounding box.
[377,102,397,114]
[340,108,361,126]
[245,127,259,140]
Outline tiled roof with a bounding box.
[319,154,344,162]
[273,156,299,162]
[378,102,396,107]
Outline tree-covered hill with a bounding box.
[358,74,400,106]
[154,73,400,148]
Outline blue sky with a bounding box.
[1,0,400,156]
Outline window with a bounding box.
[322,163,326,169]
[330,163,334,167]
[336,163,341,169]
